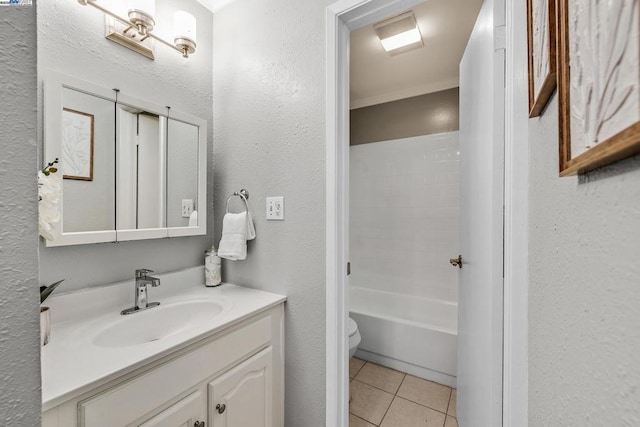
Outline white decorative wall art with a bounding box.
[558,0,640,175]
[62,108,94,181]
[527,0,557,117]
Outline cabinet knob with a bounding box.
[216,403,226,414]
[194,422,205,427]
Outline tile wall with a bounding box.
[350,132,460,303]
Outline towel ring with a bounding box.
[225,189,249,214]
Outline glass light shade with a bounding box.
[174,11,197,42]
[129,0,155,16]
[380,27,422,52]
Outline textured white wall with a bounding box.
[212,0,330,424]
[37,0,214,292]
[0,4,42,426]
[350,132,460,303]
[528,95,640,425]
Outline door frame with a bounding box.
[324,0,529,426]
[502,0,530,424]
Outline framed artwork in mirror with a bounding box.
[62,108,94,181]
[558,0,640,176]
[527,0,557,117]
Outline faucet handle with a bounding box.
[135,268,154,279]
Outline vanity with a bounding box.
[39,75,285,425]
[39,56,285,427]
[35,4,281,425]
[41,267,286,427]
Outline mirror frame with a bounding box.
[43,70,207,246]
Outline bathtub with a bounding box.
[350,286,458,387]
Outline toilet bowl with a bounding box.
[348,317,361,359]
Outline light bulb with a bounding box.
[380,28,422,52]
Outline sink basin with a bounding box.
[93,300,225,348]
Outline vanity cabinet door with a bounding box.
[138,389,206,427]
[209,347,273,427]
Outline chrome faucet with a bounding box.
[121,269,161,315]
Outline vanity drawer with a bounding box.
[78,315,272,427]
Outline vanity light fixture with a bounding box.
[77,0,197,59]
[374,11,423,55]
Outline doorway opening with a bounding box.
[326,0,529,426]
[346,1,479,425]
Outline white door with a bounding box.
[457,0,505,425]
[209,347,273,427]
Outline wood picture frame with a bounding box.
[62,108,94,181]
[527,0,557,117]
[558,0,640,176]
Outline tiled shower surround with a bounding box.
[350,132,460,303]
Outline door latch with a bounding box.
[450,255,463,268]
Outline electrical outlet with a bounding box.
[266,196,284,220]
[181,199,194,218]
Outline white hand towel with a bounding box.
[218,212,255,260]
[188,210,198,227]
[247,211,256,241]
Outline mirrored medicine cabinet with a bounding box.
[43,71,206,247]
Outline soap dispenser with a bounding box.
[205,247,222,287]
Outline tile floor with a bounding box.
[349,358,457,427]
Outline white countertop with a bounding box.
[41,266,286,411]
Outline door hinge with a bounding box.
[347,262,351,276]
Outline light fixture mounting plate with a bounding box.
[104,16,155,60]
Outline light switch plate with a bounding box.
[266,196,284,220]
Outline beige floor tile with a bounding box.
[444,416,458,427]
[349,413,377,427]
[350,357,366,379]
[380,397,447,427]
[397,375,451,413]
[349,380,394,426]
[447,390,457,417]
[354,362,406,394]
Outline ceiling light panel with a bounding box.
[374,11,424,55]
